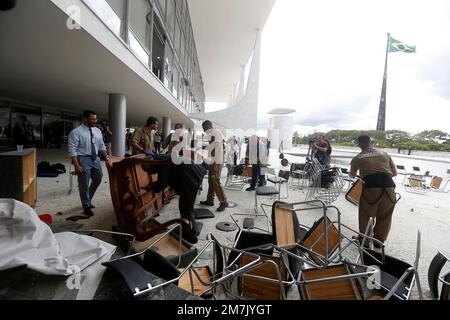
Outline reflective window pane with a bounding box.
[0,105,11,145]
[174,18,181,54]
[173,66,179,97]
[129,0,151,52]
[166,0,175,41]
[164,45,174,91]
[85,0,123,37]
[129,31,149,63]
[106,0,125,19]
[157,0,166,17]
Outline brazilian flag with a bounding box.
[389,37,416,53]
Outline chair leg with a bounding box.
[254,192,258,214]
[415,270,424,300]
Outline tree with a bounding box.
[292,131,301,145]
[414,130,449,143]
[385,130,411,147]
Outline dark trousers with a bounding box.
[178,184,199,226]
[77,156,103,209]
[251,164,265,187]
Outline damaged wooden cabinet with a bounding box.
[106,155,179,241]
[0,148,37,206]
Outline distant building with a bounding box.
[267,108,295,151]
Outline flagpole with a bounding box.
[376,33,390,131]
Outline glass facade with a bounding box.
[83,0,205,113]
[0,99,84,151]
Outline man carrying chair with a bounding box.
[349,135,398,247]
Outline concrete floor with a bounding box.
[33,148,450,300]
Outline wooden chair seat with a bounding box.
[239,254,287,300]
[431,176,443,190]
[178,266,213,298]
[300,216,340,265]
[299,265,363,300]
[345,178,363,206]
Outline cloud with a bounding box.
[256,0,450,134]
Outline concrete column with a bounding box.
[108,93,126,157]
[162,117,171,141]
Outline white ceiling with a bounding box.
[0,0,192,126]
[188,0,275,102]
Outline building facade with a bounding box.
[0,0,275,155]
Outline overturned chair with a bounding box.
[353,230,424,300]
[102,230,270,300]
[428,251,450,300]
[306,167,345,205]
[229,230,296,300]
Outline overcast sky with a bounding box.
[245,0,450,135]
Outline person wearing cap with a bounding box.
[349,135,398,246]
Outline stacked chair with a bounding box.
[101,226,273,300]
[289,158,323,190]
[229,200,424,300]
[305,166,345,205]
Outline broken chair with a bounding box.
[355,230,423,300]
[103,232,262,300]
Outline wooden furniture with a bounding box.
[240,254,287,300]
[178,266,213,298]
[345,178,363,206]
[274,206,296,247]
[106,155,182,241]
[0,148,37,206]
[298,264,363,300]
[300,216,340,265]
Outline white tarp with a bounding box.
[0,199,116,276]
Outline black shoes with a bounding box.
[246,187,255,191]
[217,203,228,212]
[200,200,214,206]
[83,208,94,217]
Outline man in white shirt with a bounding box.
[68,110,108,217]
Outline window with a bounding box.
[84,0,124,37]
[174,18,181,55]
[12,108,42,146]
[129,32,149,63]
[164,45,174,91]
[106,0,125,19]
[179,32,185,71]
[152,16,166,81]
[129,0,151,52]
[0,104,11,145]
[156,0,166,18]
[173,65,179,98]
[166,0,175,41]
